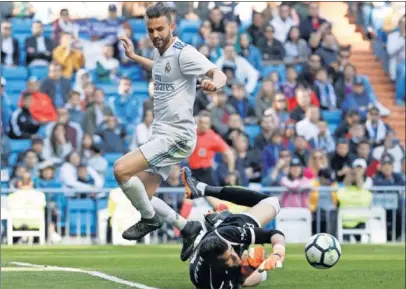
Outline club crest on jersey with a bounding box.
[165,62,171,73]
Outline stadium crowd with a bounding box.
[1,2,405,243]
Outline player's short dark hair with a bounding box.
[145,2,176,23]
[199,235,229,268]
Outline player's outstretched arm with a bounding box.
[202,68,227,92]
[118,36,153,71]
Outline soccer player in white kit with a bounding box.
[114,2,227,260]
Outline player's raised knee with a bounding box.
[259,197,280,215]
[114,159,127,183]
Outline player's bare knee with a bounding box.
[259,197,280,215]
[113,159,128,183]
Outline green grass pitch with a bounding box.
[1,244,405,289]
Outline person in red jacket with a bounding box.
[289,85,320,122]
[19,77,57,123]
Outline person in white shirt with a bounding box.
[130,108,154,150]
[386,15,405,81]
[96,44,120,81]
[270,4,295,43]
[79,31,111,70]
[296,105,320,141]
[216,43,259,95]
[373,131,405,173]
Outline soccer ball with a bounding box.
[305,233,342,269]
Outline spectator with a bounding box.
[233,133,261,183]
[83,82,96,108]
[309,23,334,53]
[255,78,276,119]
[87,144,108,178]
[309,120,336,153]
[330,46,352,82]
[25,20,53,66]
[270,93,290,130]
[334,109,360,139]
[257,25,285,64]
[80,134,93,162]
[280,157,312,208]
[216,44,259,95]
[95,44,119,82]
[45,108,83,150]
[1,77,11,134]
[282,121,297,152]
[263,148,291,186]
[193,90,212,115]
[254,114,277,152]
[8,92,40,139]
[18,77,57,123]
[373,132,405,173]
[348,123,368,155]
[309,168,338,236]
[35,161,57,187]
[197,44,210,59]
[65,90,84,125]
[83,88,114,135]
[284,26,311,65]
[292,135,311,166]
[189,111,235,185]
[224,114,245,147]
[290,87,319,121]
[40,62,71,108]
[210,90,236,136]
[329,138,351,183]
[228,83,257,124]
[387,15,405,83]
[192,20,212,48]
[281,65,299,99]
[207,32,223,63]
[313,67,338,110]
[315,33,339,66]
[271,4,295,43]
[349,158,373,190]
[15,171,35,189]
[208,7,225,33]
[73,69,92,101]
[299,3,327,42]
[307,149,329,179]
[341,79,372,121]
[60,151,103,189]
[53,32,85,79]
[130,108,153,150]
[110,77,142,125]
[365,106,393,148]
[53,8,78,45]
[79,29,110,70]
[30,136,45,162]
[42,123,73,165]
[1,19,19,66]
[96,116,127,153]
[247,12,265,47]
[224,20,240,51]
[114,24,140,66]
[334,63,358,107]
[239,33,263,72]
[269,71,282,92]
[373,154,405,186]
[143,80,154,112]
[10,165,28,189]
[296,106,320,141]
[161,164,182,188]
[221,63,237,97]
[22,149,39,179]
[99,4,123,45]
[262,130,284,178]
[298,54,323,86]
[350,139,380,178]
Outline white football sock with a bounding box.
[151,197,187,230]
[121,176,155,219]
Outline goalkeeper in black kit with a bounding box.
[181,167,286,289]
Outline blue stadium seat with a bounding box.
[105,166,116,182]
[322,110,342,125]
[97,84,117,96]
[181,32,197,45]
[5,80,26,94]
[328,124,338,135]
[104,153,122,166]
[67,198,96,236]
[132,32,147,42]
[13,33,28,48]
[244,125,261,147]
[120,65,143,80]
[9,139,31,153]
[43,24,52,38]
[9,153,19,167]
[6,92,20,110]
[128,19,147,33]
[105,180,118,188]
[262,65,287,82]
[179,20,201,33]
[133,81,149,94]
[1,183,9,190]
[29,66,49,80]
[2,66,28,80]
[96,198,108,210]
[11,18,33,33]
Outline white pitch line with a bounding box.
[10,262,161,289]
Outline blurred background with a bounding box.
[0,1,405,246]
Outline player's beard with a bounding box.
[153,33,171,50]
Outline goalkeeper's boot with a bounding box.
[180,220,203,261]
[122,214,163,241]
[181,167,204,199]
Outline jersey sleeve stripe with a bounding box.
[214,229,239,246]
[249,227,255,245]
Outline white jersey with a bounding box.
[151,38,216,140]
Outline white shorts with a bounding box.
[139,134,196,180]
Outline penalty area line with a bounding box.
[10,262,161,289]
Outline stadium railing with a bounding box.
[1,186,405,245]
